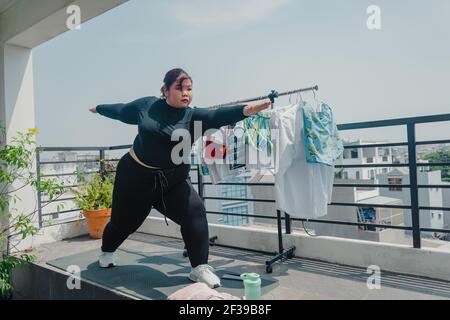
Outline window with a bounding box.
[221,179,248,199]
[388,177,402,191]
[356,171,360,180]
[366,157,374,163]
[382,156,389,162]
[351,149,358,159]
[223,205,249,226]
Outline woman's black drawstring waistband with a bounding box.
[154,170,170,226]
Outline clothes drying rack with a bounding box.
[208,85,319,109]
[187,84,319,273]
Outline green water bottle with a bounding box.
[240,272,261,300]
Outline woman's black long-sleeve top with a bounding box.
[96,96,249,170]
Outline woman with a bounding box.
[89,68,271,288]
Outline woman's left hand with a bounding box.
[243,100,272,116]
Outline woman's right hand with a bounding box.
[89,106,97,113]
[243,100,272,116]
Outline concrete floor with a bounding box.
[30,232,450,300]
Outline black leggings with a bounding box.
[101,152,209,268]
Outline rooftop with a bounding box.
[358,195,402,205]
[15,232,450,300]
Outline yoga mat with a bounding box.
[47,247,278,300]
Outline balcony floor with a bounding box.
[29,232,450,300]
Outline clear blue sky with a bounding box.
[33,0,450,147]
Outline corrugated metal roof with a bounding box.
[358,195,402,205]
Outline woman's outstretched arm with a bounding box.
[191,100,272,133]
[90,96,158,125]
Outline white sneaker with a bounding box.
[99,251,117,268]
[188,264,221,289]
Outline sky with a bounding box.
[33,0,450,148]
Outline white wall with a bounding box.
[0,44,37,252]
[443,188,450,229]
[425,171,444,230]
[378,170,444,238]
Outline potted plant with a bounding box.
[72,172,113,239]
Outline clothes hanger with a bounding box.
[289,91,303,105]
[313,88,322,112]
[297,91,304,104]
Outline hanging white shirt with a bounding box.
[268,101,334,219]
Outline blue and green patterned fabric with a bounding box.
[302,102,343,166]
[242,113,272,155]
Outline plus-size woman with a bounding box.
[89,68,271,288]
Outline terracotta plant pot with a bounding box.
[82,208,111,239]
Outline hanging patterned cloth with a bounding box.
[302,102,344,166]
[242,113,273,155]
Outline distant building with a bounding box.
[339,139,393,181]
[52,151,77,174]
[392,146,408,164]
[39,151,100,223]
[377,169,445,238]
[312,181,404,242]
[76,153,99,173]
[442,182,450,231]
[219,174,254,226]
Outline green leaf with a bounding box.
[72,173,113,210]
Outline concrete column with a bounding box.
[0,43,37,253]
[0,41,5,254]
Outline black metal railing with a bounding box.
[35,113,450,251]
[195,113,450,250]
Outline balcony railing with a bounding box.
[36,113,450,253]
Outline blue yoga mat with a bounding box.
[46,247,278,300]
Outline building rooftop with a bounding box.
[358,196,403,205]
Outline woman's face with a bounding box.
[164,77,193,109]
